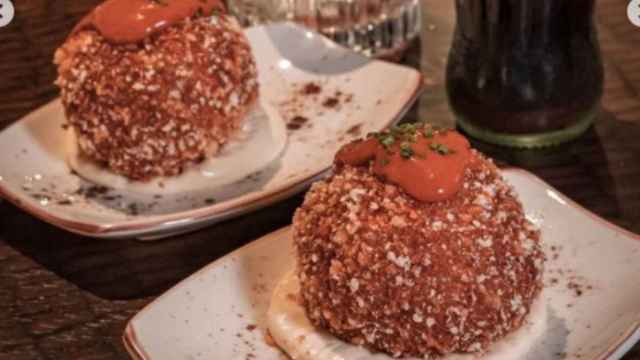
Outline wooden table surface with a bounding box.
[1,0,640,359]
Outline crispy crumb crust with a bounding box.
[293,150,544,358]
[54,15,258,181]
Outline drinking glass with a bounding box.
[228,0,422,58]
[446,0,603,148]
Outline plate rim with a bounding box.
[121,168,640,360]
[0,30,424,238]
[123,226,293,360]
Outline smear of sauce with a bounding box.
[73,0,225,44]
[335,128,471,202]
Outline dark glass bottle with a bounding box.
[446,0,604,147]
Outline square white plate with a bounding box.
[0,23,422,240]
[123,169,640,360]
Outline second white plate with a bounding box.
[0,22,422,239]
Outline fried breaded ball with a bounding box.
[54,15,258,180]
[293,150,544,358]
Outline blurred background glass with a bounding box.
[228,0,421,59]
[446,0,603,148]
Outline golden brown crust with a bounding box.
[293,150,544,358]
[54,15,258,181]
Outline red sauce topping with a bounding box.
[73,0,225,44]
[335,129,471,202]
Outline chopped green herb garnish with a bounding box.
[400,148,414,158]
[429,142,454,155]
[380,135,395,147]
[398,123,416,133]
[380,158,390,166]
[389,127,402,137]
[371,121,446,154]
[374,131,396,149]
[400,143,414,159]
